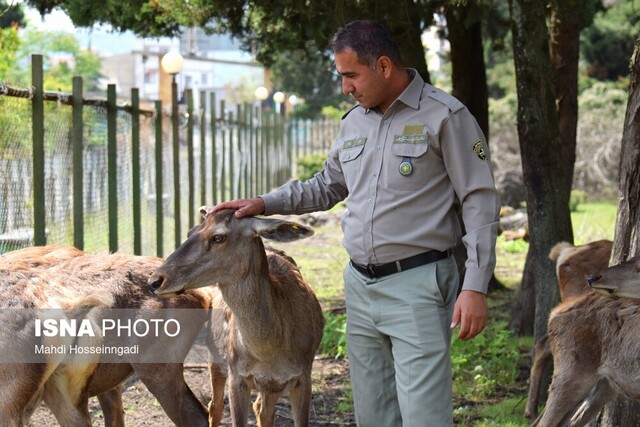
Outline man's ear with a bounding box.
[377,56,393,77]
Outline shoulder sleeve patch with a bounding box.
[427,88,465,113]
[341,104,359,120]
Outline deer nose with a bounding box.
[587,274,602,286]
[148,276,165,292]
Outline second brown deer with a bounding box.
[524,239,612,419]
[148,209,325,427]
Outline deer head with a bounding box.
[147,209,314,295]
[588,255,640,299]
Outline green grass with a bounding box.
[571,200,617,244]
[455,398,530,427]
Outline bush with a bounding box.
[569,190,587,212]
[451,320,521,399]
[297,152,327,181]
[319,311,347,359]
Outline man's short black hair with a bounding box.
[330,20,403,69]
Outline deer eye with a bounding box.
[210,235,226,245]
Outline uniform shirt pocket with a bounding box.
[388,137,430,191]
[338,137,367,188]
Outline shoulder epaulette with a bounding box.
[341,104,359,120]
[427,87,465,113]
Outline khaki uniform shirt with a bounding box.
[261,69,500,294]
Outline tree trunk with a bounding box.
[601,35,640,427]
[446,2,504,293]
[549,2,580,192]
[386,0,431,84]
[446,3,489,141]
[508,0,574,341]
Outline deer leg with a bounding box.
[537,371,598,427]
[288,374,312,427]
[228,375,251,427]
[134,363,208,427]
[525,334,552,419]
[253,392,279,427]
[96,387,125,427]
[208,363,227,427]
[0,364,46,426]
[42,377,93,427]
[569,378,615,427]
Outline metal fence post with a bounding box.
[131,88,141,255]
[171,76,181,249]
[210,92,218,205]
[154,100,164,258]
[107,84,118,252]
[199,90,207,209]
[72,76,84,250]
[186,89,194,229]
[31,54,46,246]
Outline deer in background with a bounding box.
[525,239,613,419]
[148,209,325,427]
[0,245,211,427]
[532,253,640,426]
[588,254,640,298]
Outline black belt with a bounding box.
[350,250,448,279]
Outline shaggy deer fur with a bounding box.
[0,245,211,427]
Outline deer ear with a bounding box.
[252,218,314,242]
[186,224,202,238]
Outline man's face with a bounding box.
[334,49,386,111]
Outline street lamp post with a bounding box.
[161,50,184,248]
[254,86,269,109]
[273,91,285,116]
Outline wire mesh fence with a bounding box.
[0,75,340,257]
[0,92,157,254]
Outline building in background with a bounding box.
[97,28,264,109]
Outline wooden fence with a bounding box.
[0,54,340,256]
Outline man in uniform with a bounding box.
[207,19,500,427]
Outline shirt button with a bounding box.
[377,145,382,150]
[383,119,390,126]
[368,199,372,204]
[364,226,370,232]
[373,172,377,177]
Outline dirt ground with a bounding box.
[28,335,355,427]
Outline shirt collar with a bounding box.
[363,68,424,114]
[397,68,423,110]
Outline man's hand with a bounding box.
[205,198,265,218]
[450,290,488,341]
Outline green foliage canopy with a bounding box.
[0,26,21,81]
[24,0,182,37]
[581,0,640,80]
[0,1,26,28]
[12,28,103,91]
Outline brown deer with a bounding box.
[0,245,211,427]
[532,255,640,427]
[148,209,325,427]
[0,245,125,426]
[524,239,613,419]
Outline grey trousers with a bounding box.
[344,255,459,427]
